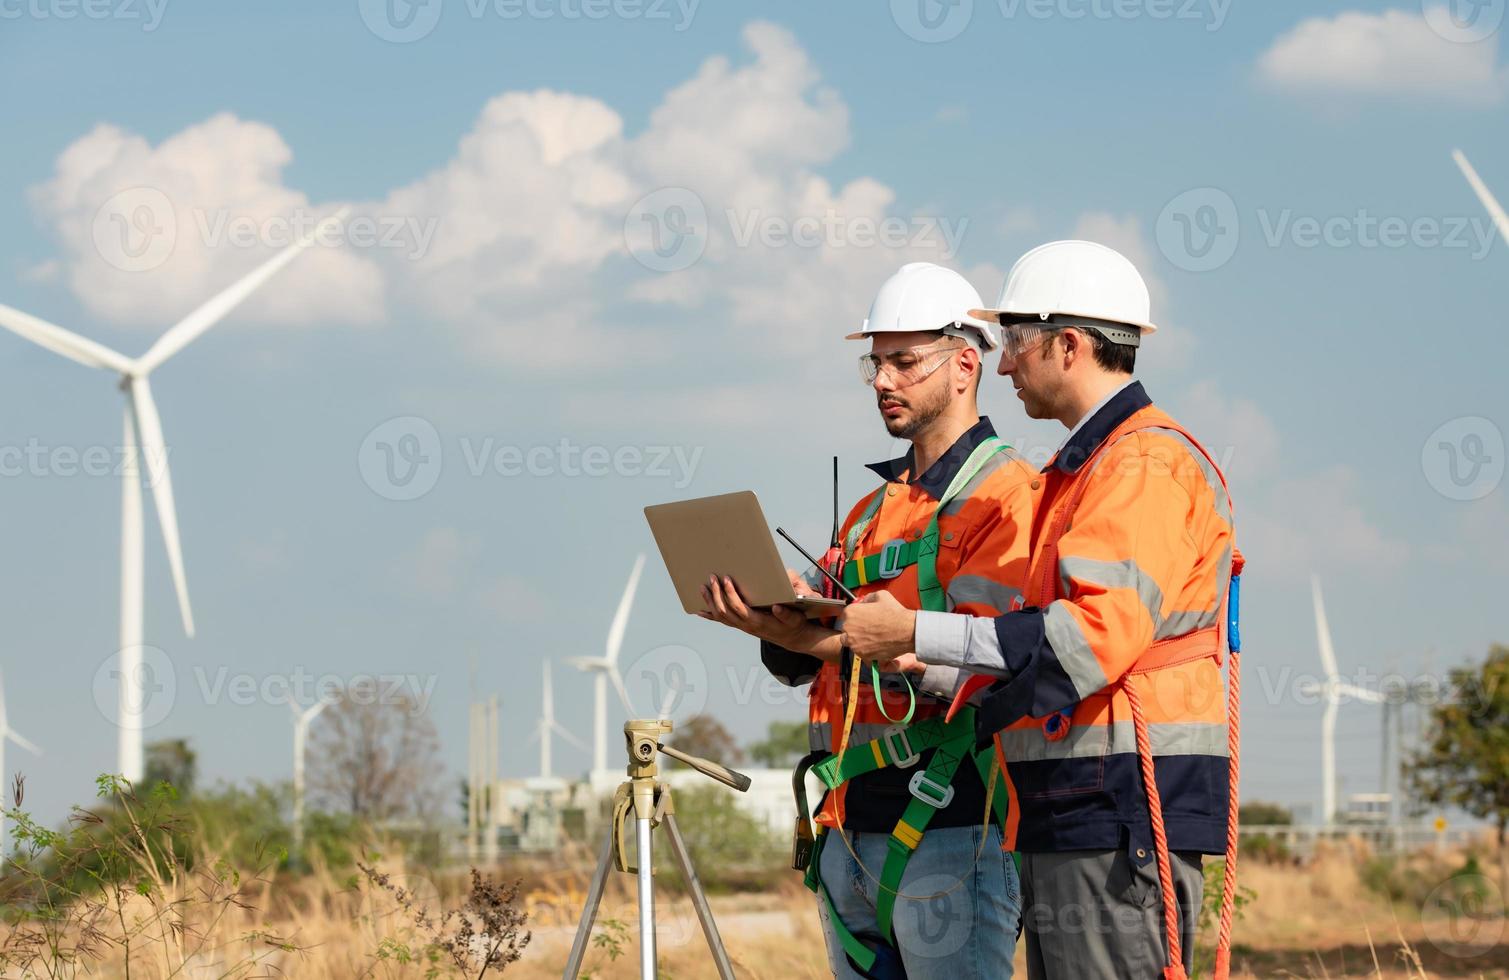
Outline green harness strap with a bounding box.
[801,435,1015,956]
[842,436,1011,726]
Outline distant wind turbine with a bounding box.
[0,208,347,782]
[1452,149,1509,243]
[1299,576,1385,826]
[287,694,334,859]
[0,669,42,859]
[529,661,587,779]
[568,554,645,773]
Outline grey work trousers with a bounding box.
[1019,848,1204,979]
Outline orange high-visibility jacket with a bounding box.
[761,417,1038,834]
[938,383,1235,856]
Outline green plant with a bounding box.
[1,774,304,978]
[1191,858,1255,980]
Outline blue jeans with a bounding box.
[816,823,1021,979]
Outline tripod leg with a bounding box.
[663,811,737,980]
[563,830,616,979]
[637,817,657,980]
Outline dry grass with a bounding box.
[3,825,1506,979]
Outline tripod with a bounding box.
[564,719,752,980]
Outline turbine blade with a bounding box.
[608,667,635,718]
[1453,149,1509,246]
[0,303,134,373]
[543,661,554,723]
[604,554,645,666]
[129,377,194,636]
[552,722,588,752]
[1311,575,1339,681]
[137,207,350,374]
[0,667,7,731]
[6,730,41,756]
[1335,683,1386,704]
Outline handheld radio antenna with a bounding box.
[776,527,857,602]
[830,456,840,548]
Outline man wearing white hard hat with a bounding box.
[841,242,1244,979]
[701,261,1039,978]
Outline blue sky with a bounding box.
[1,0,1506,831]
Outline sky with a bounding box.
[0,0,1506,832]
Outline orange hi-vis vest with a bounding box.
[788,419,1039,833]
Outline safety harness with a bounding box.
[791,436,1013,979]
[1013,415,1245,980]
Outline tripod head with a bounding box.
[622,718,752,793]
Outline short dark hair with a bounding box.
[1084,328,1136,375]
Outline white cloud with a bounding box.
[1256,8,1508,104]
[29,114,385,332]
[23,23,1008,373]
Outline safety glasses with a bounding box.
[858,340,964,387]
[998,321,1063,361]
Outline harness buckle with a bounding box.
[908,770,956,809]
[880,725,920,769]
[877,538,907,579]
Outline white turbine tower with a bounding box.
[287,694,333,859]
[1453,149,1509,242]
[568,554,645,775]
[1300,576,1384,826]
[529,661,587,779]
[0,209,346,782]
[0,669,43,859]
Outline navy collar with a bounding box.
[1052,380,1151,474]
[865,416,997,499]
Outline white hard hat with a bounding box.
[848,262,999,352]
[967,240,1157,343]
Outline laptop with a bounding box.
[644,491,849,618]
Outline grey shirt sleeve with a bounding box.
[914,610,1011,679]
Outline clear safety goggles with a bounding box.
[998,322,1063,361]
[858,339,965,387]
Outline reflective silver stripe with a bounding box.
[947,574,1023,615]
[1059,556,1163,628]
[939,447,1026,518]
[998,720,1230,763]
[1043,602,1108,699]
[1154,545,1231,640]
[809,721,831,752]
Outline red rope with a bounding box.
[1125,679,1188,980]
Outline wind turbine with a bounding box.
[0,669,42,859]
[0,208,346,782]
[568,554,645,774]
[287,694,334,859]
[1299,576,1384,826]
[529,661,587,779]
[1453,149,1509,243]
